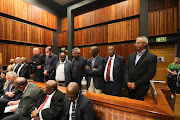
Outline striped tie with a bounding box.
[71,102,76,120]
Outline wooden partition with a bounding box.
[0,0,57,30]
[61,18,68,32]
[0,16,53,46]
[148,7,177,36]
[31,81,175,120]
[0,44,45,66]
[74,0,140,29]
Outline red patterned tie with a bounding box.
[106,58,112,82]
[38,96,49,111]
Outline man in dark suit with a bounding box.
[125,36,157,101]
[72,47,87,88]
[13,57,21,73]
[104,46,126,97]
[2,77,41,120]
[17,57,30,79]
[85,46,104,94]
[30,80,65,120]
[44,46,58,81]
[62,82,95,120]
[56,52,72,87]
[30,47,45,82]
[0,70,7,95]
[0,72,22,119]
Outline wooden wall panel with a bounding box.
[61,17,67,32]
[0,0,57,30]
[0,16,53,45]
[149,43,175,81]
[0,44,45,66]
[108,18,140,42]
[148,7,177,36]
[148,0,175,12]
[74,0,140,29]
[58,32,67,47]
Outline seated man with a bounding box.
[30,80,65,120]
[0,72,22,119]
[62,82,95,120]
[0,70,7,95]
[2,77,41,120]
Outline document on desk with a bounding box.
[4,104,19,113]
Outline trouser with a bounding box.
[88,78,102,94]
[168,79,177,94]
[128,85,149,101]
[33,73,44,82]
[2,113,19,120]
[104,81,122,97]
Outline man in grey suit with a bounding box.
[62,82,95,120]
[125,36,157,101]
[55,52,72,87]
[2,77,41,120]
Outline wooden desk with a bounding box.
[30,81,175,120]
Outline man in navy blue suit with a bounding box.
[85,46,104,94]
[104,46,126,97]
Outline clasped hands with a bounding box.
[7,100,19,112]
[31,108,40,120]
[127,82,136,89]
[85,65,97,71]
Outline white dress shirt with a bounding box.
[104,54,115,82]
[17,63,25,77]
[55,60,66,81]
[69,94,79,120]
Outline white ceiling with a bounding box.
[53,0,74,6]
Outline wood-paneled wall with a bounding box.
[0,16,53,46]
[58,32,67,47]
[61,18,67,32]
[148,7,177,36]
[149,43,175,81]
[74,0,140,29]
[0,44,45,66]
[0,0,57,30]
[80,44,135,63]
[148,0,175,12]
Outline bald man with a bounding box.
[7,59,15,72]
[104,46,126,97]
[13,57,21,73]
[30,47,45,82]
[55,52,72,87]
[30,80,65,120]
[17,57,30,79]
[62,82,95,120]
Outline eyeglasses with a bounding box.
[134,42,141,45]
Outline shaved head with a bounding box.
[66,82,80,102]
[108,46,115,57]
[44,80,58,95]
[60,52,66,62]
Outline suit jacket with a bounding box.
[125,50,157,88]
[62,93,95,120]
[30,53,45,76]
[18,63,30,79]
[0,78,6,94]
[13,62,21,73]
[14,82,41,120]
[3,82,22,101]
[72,56,87,85]
[29,89,65,120]
[56,60,72,86]
[84,55,104,89]
[104,55,126,89]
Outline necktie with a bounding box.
[71,102,76,120]
[106,58,112,82]
[38,96,49,111]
